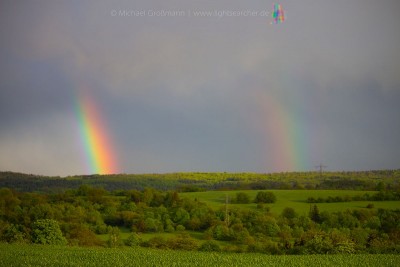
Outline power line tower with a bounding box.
[315,163,327,179]
[225,194,230,226]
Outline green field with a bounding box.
[0,244,399,267]
[96,189,399,247]
[181,190,400,214]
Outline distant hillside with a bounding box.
[1,170,399,193]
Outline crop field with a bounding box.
[180,190,400,214]
[1,244,399,267]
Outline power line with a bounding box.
[315,163,327,173]
[315,163,327,179]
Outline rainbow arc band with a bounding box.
[254,90,307,172]
[76,90,118,174]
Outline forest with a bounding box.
[1,170,400,254]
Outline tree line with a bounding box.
[1,170,399,193]
[307,190,400,203]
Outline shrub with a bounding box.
[211,224,234,241]
[304,235,334,254]
[176,225,185,231]
[262,240,282,255]
[309,205,321,223]
[1,224,27,244]
[31,219,67,245]
[142,236,168,249]
[107,227,122,248]
[254,192,276,203]
[235,192,250,204]
[68,225,103,246]
[199,240,221,252]
[256,203,270,212]
[282,207,297,219]
[167,234,198,251]
[165,224,175,233]
[125,233,141,247]
[333,240,356,254]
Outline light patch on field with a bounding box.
[180,190,398,214]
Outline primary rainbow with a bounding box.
[75,90,118,174]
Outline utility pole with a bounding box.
[225,194,230,226]
[315,163,327,179]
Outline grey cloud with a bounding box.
[0,0,399,175]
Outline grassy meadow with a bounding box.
[95,189,400,245]
[180,190,399,214]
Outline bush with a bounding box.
[256,203,270,212]
[1,224,27,244]
[282,207,297,219]
[235,192,250,204]
[254,191,276,203]
[166,234,198,251]
[176,225,185,231]
[68,225,103,246]
[165,224,175,233]
[142,236,168,249]
[262,240,282,255]
[107,227,122,248]
[199,240,221,252]
[366,203,375,209]
[304,235,333,254]
[333,240,356,254]
[31,219,67,245]
[125,233,141,247]
[211,224,233,241]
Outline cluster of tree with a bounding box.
[307,191,400,203]
[1,186,400,254]
[1,170,399,193]
[231,191,276,204]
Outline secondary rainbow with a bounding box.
[255,91,308,172]
[75,90,118,174]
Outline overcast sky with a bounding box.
[1,0,399,176]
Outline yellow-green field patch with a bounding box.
[180,190,399,214]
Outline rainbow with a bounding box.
[75,89,118,174]
[255,91,307,172]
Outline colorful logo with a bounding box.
[271,3,285,24]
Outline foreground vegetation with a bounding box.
[1,244,399,267]
[1,184,400,254]
[1,169,399,259]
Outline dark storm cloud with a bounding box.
[0,57,73,128]
[0,0,399,175]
